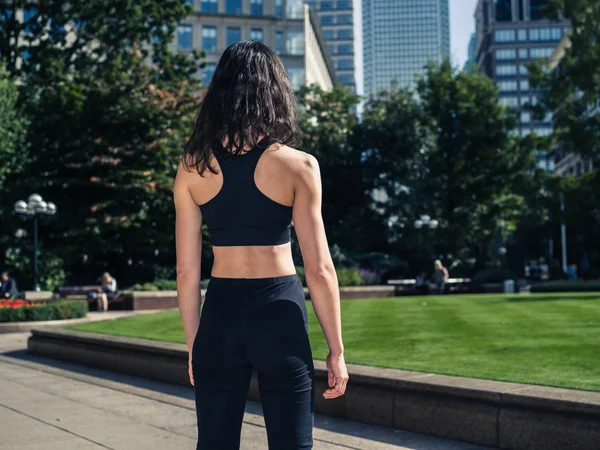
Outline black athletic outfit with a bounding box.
[192,137,314,450]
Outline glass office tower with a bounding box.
[362,0,450,95]
[475,0,571,171]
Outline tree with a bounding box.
[416,61,536,266]
[528,0,600,161]
[0,1,203,285]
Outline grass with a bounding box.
[68,292,600,392]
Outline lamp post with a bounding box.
[14,194,57,291]
[414,215,439,266]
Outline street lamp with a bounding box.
[14,194,57,291]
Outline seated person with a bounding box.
[413,271,430,295]
[0,271,19,300]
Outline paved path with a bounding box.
[0,332,494,450]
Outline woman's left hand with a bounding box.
[188,352,195,386]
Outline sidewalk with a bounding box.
[0,332,493,450]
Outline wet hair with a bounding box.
[183,41,299,175]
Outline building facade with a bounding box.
[173,0,336,91]
[362,0,450,95]
[464,32,477,71]
[304,0,363,94]
[475,0,570,171]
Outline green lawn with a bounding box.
[68,293,600,392]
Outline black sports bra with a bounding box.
[199,136,293,246]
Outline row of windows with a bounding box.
[188,0,302,19]
[202,62,306,91]
[494,27,568,44]
[179,25,303,56]
[322,28,353,41]
[306,0,352,10]
[327,43,353,55]
[496,63,530,77]
[497,79,529,92]
[496,47,555,61]
[519,111,553,124]
[321,14,352,25]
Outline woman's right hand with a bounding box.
[188,351,195,387]
[323,352,349,399]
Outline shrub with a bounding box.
[129,279,177,291]
[0,300,87,322]
[530,280,600,293]
[472,267,517,284]
[336,267,362,287]
[358,267,380,285]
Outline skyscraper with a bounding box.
[474,0,570,171]
[362,0,450,95]
[464,32,477,71]
[305,0,363,94]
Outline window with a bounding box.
[338,74,354,85]
[227,27,241,46]
[496,64,517,76]
[495,29,515,43]
[530,47,554,59]
[202,26,217,51]
[518,48,528,59]
[202,63,216,85]
[519,80,529,91]
[286,0,304,19]
[530,95,538,106]
[337,28,353,40]
[321,15,334,25]
[251,28,263,42]
[337,0,351,8]
[286,30,304,55]
[328,44,336,55]
[499,96,518,107]
[287,66,305,91]
[495,0,512,22]
[496,49,516,60]
[533,128,553,136]
[250,0,263,16]
[337,14,352,24]
[201,0,218,13]
[520,96,531,106]
[518,0,525,20]
[543,112,553,123]
[320,1,334,10]
[518,29,527,42]
[323,30,335,40]
[520,112,531,123]
[177,25,193,50]
[497,80,517,92]
[275,0,283,18]
[519,64,528,75]
[275,30,284,55]
[338,58,354,70]
[226,0,242,15]
[530,28,562,42]
[338,44,353,54]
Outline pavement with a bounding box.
[0,332,494,450]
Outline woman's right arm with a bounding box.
[292,153,348,399]
[174,163,203,385]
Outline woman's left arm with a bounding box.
[174,164,203,357]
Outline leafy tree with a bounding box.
[0,67,26,194]
[416,61,536,266]
[528,0,600,161]
[0,1,203,285]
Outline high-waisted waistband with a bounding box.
[208,274,299,287]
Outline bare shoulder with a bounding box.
[272,145,319,177]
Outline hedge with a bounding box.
[0,300,88,322]
[530,280,600,293]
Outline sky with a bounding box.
[450,0,479,68]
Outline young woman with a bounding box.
[174,41,348,450]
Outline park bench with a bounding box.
[55,285,128,310]
[387,278,472,295]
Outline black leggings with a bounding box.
[192,274,314,450]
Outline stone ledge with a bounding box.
[27,329,600,450]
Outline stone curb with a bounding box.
[27,329,600,450]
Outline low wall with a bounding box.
[27,329,600,450]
